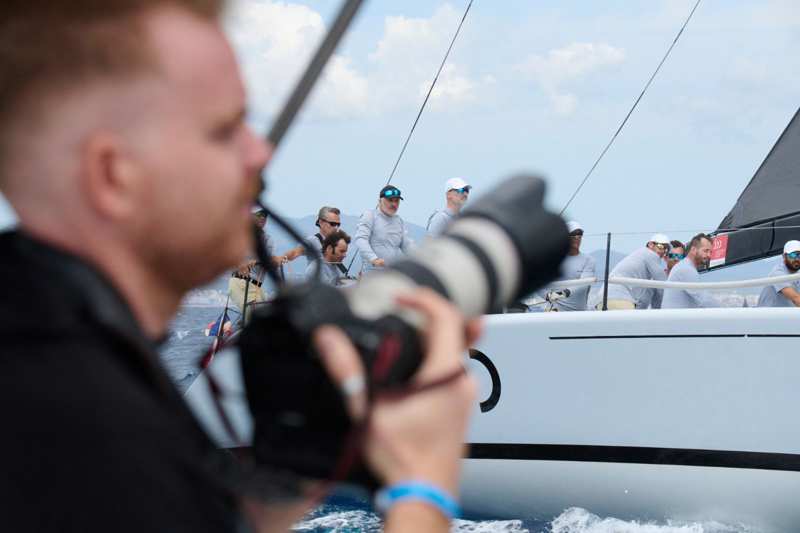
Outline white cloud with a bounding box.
[224,0,368,120]
[517,42,626,115]
[224,1,490,121]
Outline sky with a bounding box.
[1,0,799,254]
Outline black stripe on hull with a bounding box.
[467,443,800,472]
[550,334,800,340]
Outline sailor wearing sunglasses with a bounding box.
[757,240,800,307]
[666,240,686,274]
[426,177,472,236]
[285,205,343,264]
[354,185,413,272]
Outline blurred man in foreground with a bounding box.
[0,2,477,532]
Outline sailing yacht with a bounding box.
[185,108,800,532]
[460,107,800,532]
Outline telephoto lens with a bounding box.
[238,174,568,487]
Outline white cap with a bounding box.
[650,233,670,245]
[784,240,800,254]
[251,205,267,214]
[445,177,471,192]
[566,221,583,233]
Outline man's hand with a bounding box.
[313,288,480,531]
[236,260,256,276]
[371,258,385,267]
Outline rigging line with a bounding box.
[580,225,800,238]
[559,0,703,216]
[384,0,475,186]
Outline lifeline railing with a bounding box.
[540,271,800,310]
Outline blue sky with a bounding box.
[2,0,798,254]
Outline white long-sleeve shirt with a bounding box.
[605,247,667,309]
[550,253,596,311]
[757,261,800,307]
[354,208,412,271]
[426,207,457,236]
[662,258,718,308]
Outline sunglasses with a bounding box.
[569,231,584,237]
[253,211,267,219]
[321,219,341,227]
[451,187,471,194]
[787,252,800,260]
[653,243,669,250]
[668,253,685,260]
[382,189,402,198]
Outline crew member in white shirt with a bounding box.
[426,177,471,236]
[354,185,413,273]
[662,233,718,309]
[546,221,595,311]
[602,233,670,310]
[757,240,800,307]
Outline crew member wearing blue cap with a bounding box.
[354,185,413,273]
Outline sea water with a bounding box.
[159,300,760,533]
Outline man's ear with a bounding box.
[79,132,142,220]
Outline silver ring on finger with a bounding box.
[341,375,366,397]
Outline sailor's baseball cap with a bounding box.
[379,185,403,200]
[784,240,800,254]
[445,177,471,192]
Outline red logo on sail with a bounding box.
[710,234,728,268]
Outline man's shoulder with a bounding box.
[769,261,789,276]
[305,234,323,246]
[669,259,695,280]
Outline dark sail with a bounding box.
[710,108,800,269]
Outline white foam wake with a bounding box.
[292,506,756,532]
[550,507,754,533]
[293,510,527,532]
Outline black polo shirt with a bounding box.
[0,231,241,532]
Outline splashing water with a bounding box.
[550,508,755,533]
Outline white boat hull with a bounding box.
[462,307,800,531]
[185,307,800,531]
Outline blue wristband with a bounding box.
[374,481,461,520]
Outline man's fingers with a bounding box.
[395,288,468,382]
[464,318,483,347]
[313,326,367,421]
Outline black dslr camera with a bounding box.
[238,175,568,486]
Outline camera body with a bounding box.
[239,175,569,486]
